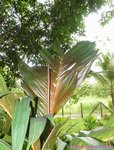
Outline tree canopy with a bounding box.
[0,0,109,77]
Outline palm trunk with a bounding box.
[110,81,114,114]
[111,91,114,114]
[47,64,51,114]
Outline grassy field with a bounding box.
[54,116,111,135]
[57,96,112,116]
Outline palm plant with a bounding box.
[19,41,98,116]
[90,52,114,113]
[1,43,114,149]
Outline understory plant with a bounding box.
[1,41,114,149]
[84,115,98,130]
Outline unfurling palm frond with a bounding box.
[19,41,98,116]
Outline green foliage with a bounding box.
[108,100,112,110]
[93,84,110,98]
[71,83,93,103]
[0,108,5,133]
[20,41,98,115]
[84,116,98,130]
[71,82,110,104]
[100,4,114,26]
[103,113,111,120]
[0,67,16,89]
[0,0,108,76]
[54,117,67,125]
[0,93,114,149]
[90,52,114,113]
[0,74,17,118]
[12,97,31,150]
[27,117,47,150]
[0,139,11,150]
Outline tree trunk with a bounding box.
[110,81,114,114]
[111,91,114,114]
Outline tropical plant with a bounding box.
[0,74,17,118]
[90,52,114,114]
[19,41,98,116]
[1,41,108,150]
[0,66,16,89]
[70,82,110,104]
[84,115,98,130]
[0,0,110,78]
[1,73,114,149]
[0,74,16,147]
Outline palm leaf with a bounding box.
[89,70,109,85]
[20,41,98,115]
[12,97,31,150]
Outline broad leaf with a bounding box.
[89,115,114,142]
[0,92,11,98]
[32,139,41,150]
[12,97,31,150]
[78,130,90,137]
[0,108,5,132]
[0,74,17,118]
[45,114,55,127]
[90,127,114,142]
[27,117,47,150]
[56,138,67,150]
[42,119,68,150]
[0,140,11,150]
[20,41,98,115]
[69,137,104,150]
[2,113,11,135]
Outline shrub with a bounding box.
[83,115,98,130]
[103,113,111,120]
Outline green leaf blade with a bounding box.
[27,117,47,150]
[0,140,11,150]
[12,97,31,150]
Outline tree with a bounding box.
[19,41,98,115]
[91,52,114,113]
[70,82,110,104]
[0,41,98,149]
[100,1,114,26]
[0,0,109,76]
[0,66,16,88]
[1,42,114,149]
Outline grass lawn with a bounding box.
[55,96,112,136]
[54,116,110,136]
[57,96,112,117]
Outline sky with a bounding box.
[40,0,114,54]
[84,11,114,55]
[39,0,114,73]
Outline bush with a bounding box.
[103,113,111,120]
[70,82,110,104]
[54,117,66,125]
[83,115,98,130]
